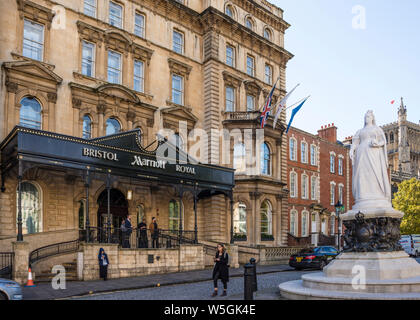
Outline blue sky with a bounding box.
[272,0,420,140]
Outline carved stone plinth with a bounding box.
[342,212,403,253]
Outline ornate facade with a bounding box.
[0,0,293,249]
[381,98,420,193]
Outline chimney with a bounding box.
[318,123,338,143]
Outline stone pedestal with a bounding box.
[279,251,420,300]
[12,241,29,285]
[279,208,420,300]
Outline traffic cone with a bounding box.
[25,267,36,287]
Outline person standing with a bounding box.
[211,244,229,297]
[98,248,109,281]
[123,215,132,248]
[137,218,148,248]
[149,217,159,248]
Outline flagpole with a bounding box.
[284,95,311,111]
[258,76,280,112]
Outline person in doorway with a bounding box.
[137,218,148,248]
[120,218,126,247]
[149,217,159,248]
[211,244,229,297]
[98,248,109,281]
[122,215,133,248]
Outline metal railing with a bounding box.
[0,252,13,279]
[79,227,197,249]
[29,240,79,266]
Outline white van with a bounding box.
[399,235,420,257]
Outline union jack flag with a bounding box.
[260,81,277,128]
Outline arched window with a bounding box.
[301,141,308,163]
[289,138,297,161]
[169,199,182,232]
[385,133,388,143]
[245,17,254,30]
[20,97,42,129]
[233,202,247,236]
[263,28,271,40]
[106,118,121,135]
[78,199,86,229]
[390,132,394,143]
[302,211,309,237]
[260,200,272,236]
[17,182,42,235]
[82,115,92,139]
[233,143,246,174]
[290,210,297,236]
[260,142,271,175]
[290,171,298,198]
[225,4,234,18]
[301,174,308,199]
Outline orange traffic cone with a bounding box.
[25,267,36,287]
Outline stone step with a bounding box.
[279,279,420,300]
[301,272,420,294]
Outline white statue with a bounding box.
[349,110,395,215]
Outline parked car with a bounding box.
[399,235,420,257]
[0,278,23,300]
[289,246,339,270]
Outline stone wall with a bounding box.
[79,243,205,281]
[0,229,79,252]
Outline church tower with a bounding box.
[398,98,411,173]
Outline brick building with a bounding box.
[287,124,353,247]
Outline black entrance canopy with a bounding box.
[1,126,236,243]
[0,126,234,191]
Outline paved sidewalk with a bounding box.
[23,264,293,300]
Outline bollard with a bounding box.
[250,258,258,292]
[244,263,254,300]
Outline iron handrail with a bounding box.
[29,240,79,265]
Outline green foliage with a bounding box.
[392,178,420,235]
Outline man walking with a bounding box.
[149,217,159,248]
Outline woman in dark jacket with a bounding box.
[98,248,109,281]
[211,244,229,297]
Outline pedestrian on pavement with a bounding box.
[211,244,229,297]
[122,215,133,248]
[149,217,159,248]
[98,248,109,281]
[137,218,148,248]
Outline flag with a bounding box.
[286,96,310,134]
[259,79,279,128]
[272,84,300,129]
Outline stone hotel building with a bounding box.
[0,0,295,273]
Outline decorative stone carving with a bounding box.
[72,98,82,109]
[343,212,403,253]
[17,0,55,29]
[96,103,107,115]
[146,118,154,128]
[222,71,243,88]
[47,92,57,103]
[126,110,136,123]
[244,80,262,97]
[168,58,192,80]
[5,81,18,93]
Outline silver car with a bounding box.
[0,278,23,300]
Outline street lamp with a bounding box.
[335,201,345,251]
